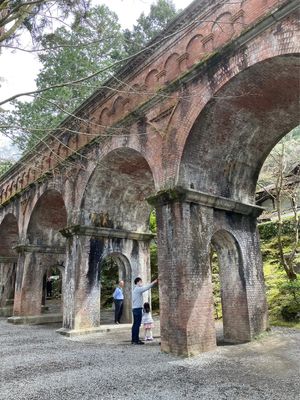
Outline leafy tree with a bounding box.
[258,126,300,280]
[124,0,178,55]
[0,159,13,176]
[1,1,178,152]
[2,4,125,150]
[0,0,90,46]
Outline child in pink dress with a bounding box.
[141,302,154,341]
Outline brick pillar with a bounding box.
[13,251,44,316]
[12,246,65,318]
[0,259,16,308]
[240,216,269,337]
[151,194,216,356]
[213,211,268,342]
[61,225,154,332]
[212,229,252,343]
[62,233,100,331]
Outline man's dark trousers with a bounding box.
[114,299,123,323]
[131,308,143,343]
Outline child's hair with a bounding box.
[143,302,150,313]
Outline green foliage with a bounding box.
[257,126,300,187]
[149,209,157,234]
[259,217,299,241]
[210,250,222,319]
[279,278,300,321]
[124,0,178,55]
[2,1,179,153]
[100,257,119,309]
[0,1,91,45]
[3,4,125,151]
[0,159,13,176]
[262,226,300,324]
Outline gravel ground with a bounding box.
[0,318,299,400]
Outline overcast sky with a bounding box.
[0,0,193,154]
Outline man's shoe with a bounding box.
[132,340,144,345]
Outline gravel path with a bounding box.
[0,318,299,400]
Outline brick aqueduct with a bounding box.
[0,0,299,356]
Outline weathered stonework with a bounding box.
[0,0,299,356]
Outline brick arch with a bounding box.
[186,34,204,68]
[211,12,234,47]
[145,69,158,89]
[99,107,110,126]
[15,176,22,192]
[6,181,13,198]
[0,189,4,203]
[77,131,89,149]
[68,132,79,151]
[164,53,180,83]
[132,83,141,92]
[211,229,251,343]
[19,172,26,191]
[26,189,67,246]
[57,143,69,160]
[173,20,300,200]
[112,95,124,115]
[0,213,19,258]
[99,251,132,322]
[127,83,143,108]
[25,168,34,185]
[81,146,156,232]
[9,180,17,198]
[177,54,299,203]
[48,151,56,170]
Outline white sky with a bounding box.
[0,0,193,153]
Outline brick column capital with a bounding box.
[13,244,66,255]
[147,186,264,217]
[60,225,155,242]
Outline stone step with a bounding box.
[7,313,62,325]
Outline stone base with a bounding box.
[57,323,132,337]
[0,306,13,317]
[7,313,62,325]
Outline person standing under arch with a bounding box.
[113,280,124,324]
[131,277,158,345]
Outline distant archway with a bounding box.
[0,214,19,309]
[99,253,132,324]
[27,189,67,246]
[16,190,67,318]
[211,230,250,343]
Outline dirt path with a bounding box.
[0,319,299,400]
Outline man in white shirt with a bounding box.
[112,280,124,324]
[131,277,158,344]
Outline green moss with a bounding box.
[259,217,299,240]
[269,320,300,329]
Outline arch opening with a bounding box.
[0,214,19,258]
[178,55,300,204]
[82,148,156,233]
[21,190,67,320]
[99,253,132,324]
[42,264,64,316]
[210,230,250,343]
[0,214,19,309]
[27,189,67,246]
